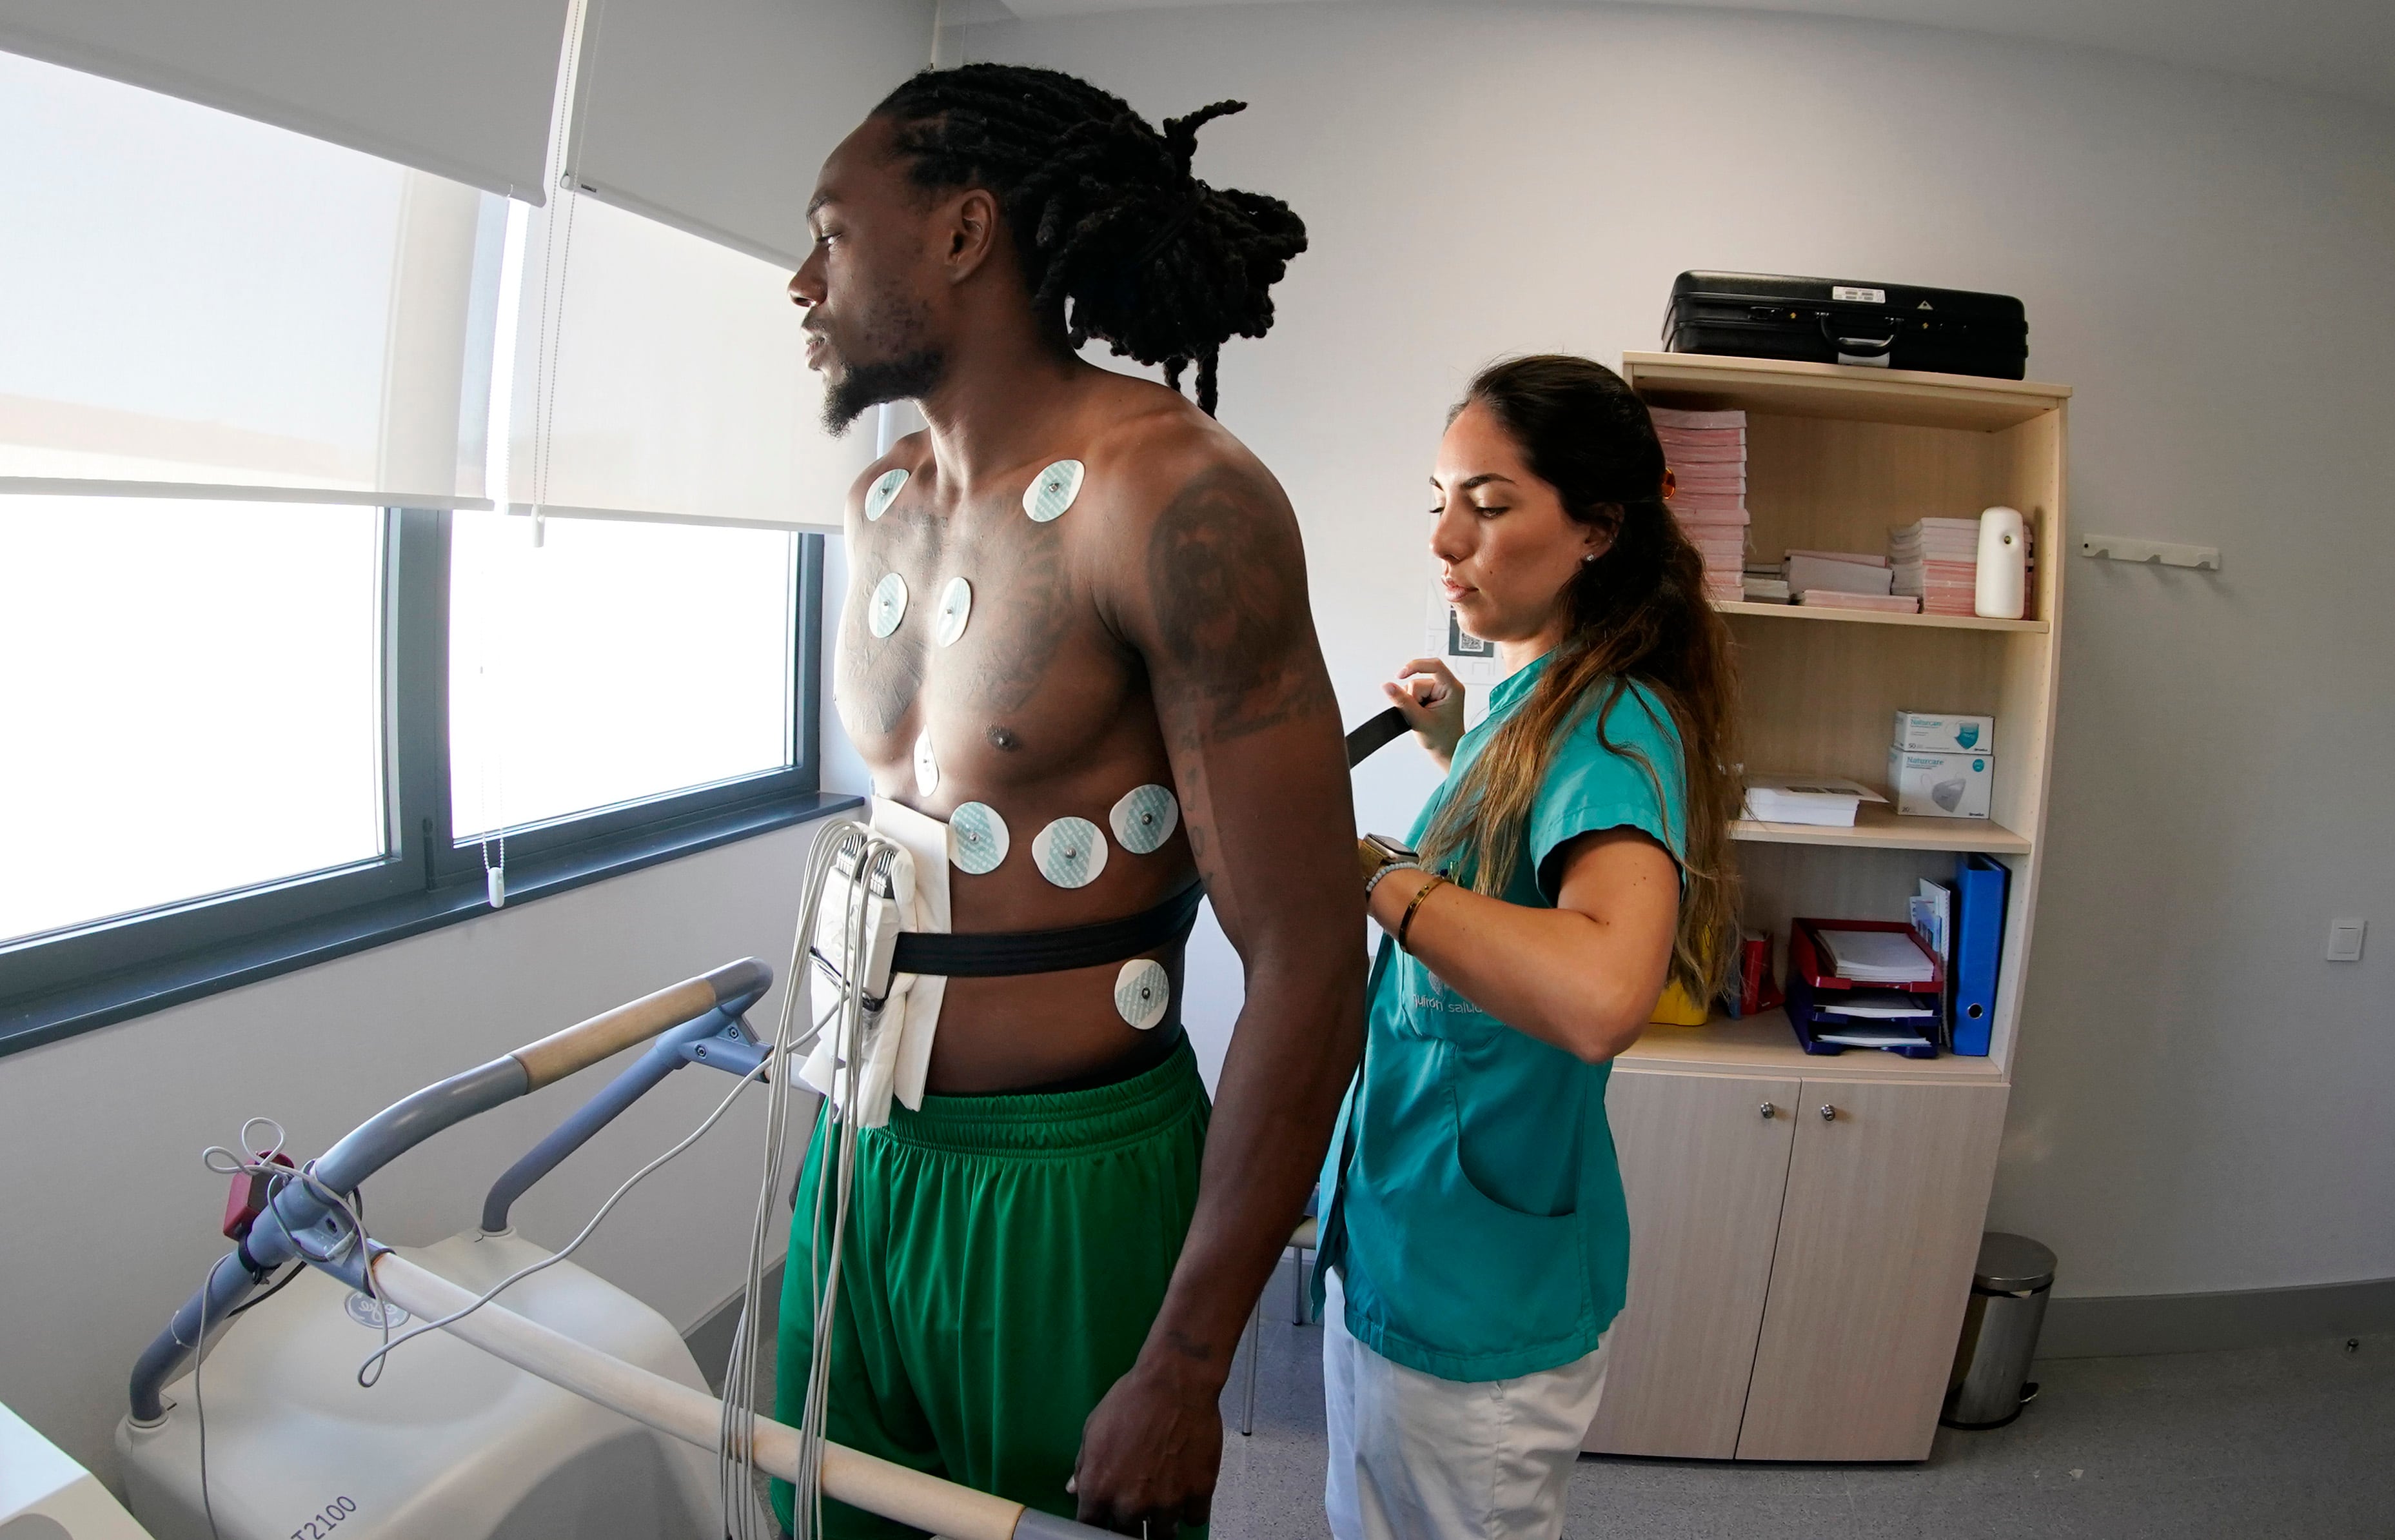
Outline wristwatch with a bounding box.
[1357,833,1422,897]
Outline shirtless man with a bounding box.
[773,64,1365,1538]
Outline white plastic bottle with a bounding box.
[1975,506,2027,619]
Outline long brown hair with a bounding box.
[1419,355,1743,999]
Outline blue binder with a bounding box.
[1950,854,2009,1055]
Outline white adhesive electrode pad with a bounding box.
[947,801,1009,874]
[1032,816,1107,888]
[864,467,908,522]
[935,577,972,647]
[1115,958,1170,1031]
[1109,784,1180,854]
[912,731,940,796]
[869,572,908,638]
[1023,459,1085,523]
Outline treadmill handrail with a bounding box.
[128,958,772,1423]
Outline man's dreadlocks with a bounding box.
[872,63,1307,416]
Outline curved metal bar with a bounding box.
[130,1058,529,1423]
[129,961,776,1425]
[316,1055,532,1195]
[128,1248,261,1425]
[480,1009,735,1234]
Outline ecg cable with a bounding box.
[718,818,907,1540]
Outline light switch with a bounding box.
[2325,919,2367,963]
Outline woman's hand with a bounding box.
[1385,658,1468,770]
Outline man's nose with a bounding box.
[788,260,823,310]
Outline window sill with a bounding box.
[0,789,864,1059]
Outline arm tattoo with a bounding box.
[1146,466,1328,744]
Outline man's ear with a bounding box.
[944,187,1001,284]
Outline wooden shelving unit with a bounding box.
[1731,804,2033,854]
[1620,1007,2007,1083]
[1586,353,2068,1465]
[1715,598,2049,635]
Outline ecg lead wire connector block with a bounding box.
[807,848,906,1007]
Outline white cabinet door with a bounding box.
[1735,1078,2009,1461]
[1583,1068,1800,1459]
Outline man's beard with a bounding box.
[822,346,945,435]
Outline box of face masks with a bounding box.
[1891,709,1995,753]
[1887,746,1993,819]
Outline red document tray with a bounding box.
[1789,917,1945,992]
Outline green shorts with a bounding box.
[771,1038,1210,1538]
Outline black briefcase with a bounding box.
[1663,271,2028,380]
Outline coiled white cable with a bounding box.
[717,818,907,1540]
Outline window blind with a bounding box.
[0,48,504,508]
[0,0,566,203]
[563,0,936,266]
[508,190,865,532]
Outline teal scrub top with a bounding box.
[1316,656,1688,1381]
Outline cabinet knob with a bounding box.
[1759,1101,1777,1120]
[1819,1103,1838,1122]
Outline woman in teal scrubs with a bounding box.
[1322,356,1742,1540]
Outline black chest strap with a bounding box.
[888,880,1204,980]
[882,711,1392,982]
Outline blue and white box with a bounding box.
[1892,709,1995,753]
[1888,746,1993,819]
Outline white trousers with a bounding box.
[1322,1269,1609,1540]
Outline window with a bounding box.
[448,512,799,839]
[0,498,384,943]
[0,500,830,1045]
[0,46,494,502]
[0,49,842,1052]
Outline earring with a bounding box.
[1582,553,1597,564]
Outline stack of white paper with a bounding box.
[1742,775,1887,827]
[1815,927,1938,983]
[1742,564,1789,602]
[1815,988,1938,1019]
[1815,1023,1934,1049]
[1784,550,1893,597]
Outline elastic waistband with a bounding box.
[875,1038,1207,1159]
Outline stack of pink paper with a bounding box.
[1650,405,1748,604]
[1888,518,1980,617]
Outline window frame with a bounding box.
[0,507,844,1056]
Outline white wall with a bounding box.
[952,1,2395,1299]
[0,818,829,1481]
[20,12,2383,1486]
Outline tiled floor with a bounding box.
[1218,1259,2395,1539]
[725,1256,2394,1537]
